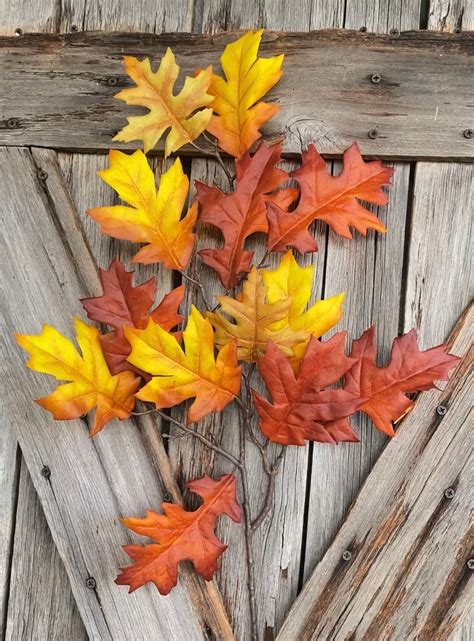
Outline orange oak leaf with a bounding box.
[116,474,241,594]
[267,143,393,252]
[88,150,196,270]
[206,30,283,157]
[113,51,213,155]
[196,142,297,288]
[81,260,184,375]
[125,306,241,423]
[253,335,364,445]
[15,318,139,436]
[344,327,460,436]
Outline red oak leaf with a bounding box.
[344,327,460,436]
[196,142,297,289]
[81,260,184,375]
[266,143,393,252]
[116,474,241,595]
[253,334,364,445]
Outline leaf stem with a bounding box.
[179,270,214,312]
[191,137,235,191]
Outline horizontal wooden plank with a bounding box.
[278,303,473,640]
[0,30,472,160]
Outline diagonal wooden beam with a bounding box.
[278,303,473,640]
[0,30,472,160]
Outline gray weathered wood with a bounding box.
[278,303,473,640]
[345,0,422,32]
[5,459,87,641]
[0,145,233,640]
[429,0,474,31]
[0,30,472,160]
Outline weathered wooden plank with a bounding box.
[0,30,472,160]
[429,0,474,31]
[5,459,87,641]
[345,0,422,32]
[0,0,58,36]
[0,145,233,640]
[278,303,473,640]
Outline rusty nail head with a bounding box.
[467,559,474,570]
[436,405,447,416]
[7,118,19,129]
[14,28,23,36]
[368,129,378,140]
[389,28,400,37]
[444,487,455,499]
[359,26,367,32]
[41,465,51,478]
[107,76,118,87]
[370,73,382,84]
[37,168,48,181]
[86,577,96,589]
[342,550,352,561]
[463,129,473,139]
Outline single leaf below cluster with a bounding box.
[196,142,297,288]
[206,30,283,157]
[208,253,344,363]
[81,259,184,375]
[116,474,241,595]
[344,327,460,436]
[16,318,139,436]
[114,51,213,155]
[254,326,459,444]
[125,306,241,423]
[267,143,393,252]
[88,150,196,270]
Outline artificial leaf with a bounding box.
[262,251,344,360]
[267,143,393,252]
[206,30,284,157]
[125,306,241,423]
[16,318,139,436]
[345,327,460,436]
[253,335,363,445]
[88,150,196,270]
[196,142,297,288]
[81,259,184,375]
[208,266,308,363]
[113,51,213,155]
[116,474,241,594]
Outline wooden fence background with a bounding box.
[0,0,472,639]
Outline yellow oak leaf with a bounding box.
[88,150,196,271]
[125,306,241,423]
[207,30,284,157]
[15,318,140,436]
[208,267,308,363]
[262,251,344,360]
[114,51,214,155]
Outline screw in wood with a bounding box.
[436,405,448,416]
[14,28,23,36]
[163,492,173,502]
[463,129,473,139]
[6,118,19,129]
[37,168,48,181]
[467,559,474,571]
[359,26,367,32]
[389,28,400,37]
[368,129,379,140]
[444,487,455,499]
[107,76,118,87]
[86,577,96,589]
[342,550,352,561]
[70,24,78,32]
[41,465,51,478]
[454,27,462,33]
[370,73,382,84]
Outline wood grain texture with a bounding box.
[278,303,473,641]
[0,30,472,160]
[5,459,87,641]
[428,0,474,31]
[0,145,233,641]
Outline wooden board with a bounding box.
[0,30,473,160]
[277,303,473,640]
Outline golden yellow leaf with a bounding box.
[88,150,196,271]
[15,318,140,436]
[125,306,241,423]
[114,51,214,155]
[207,30,284,157]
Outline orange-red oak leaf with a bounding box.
[196,142,297,288]
[116,474,241,594]
[81,259,184,375]
[253,335,363,445]
[345,327,460,436]
[15,318,139,436]
[267,143,393,252]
